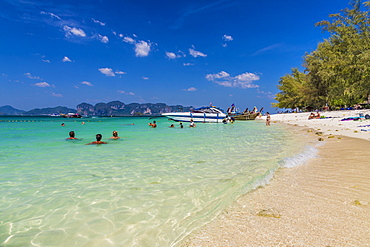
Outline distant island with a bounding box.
[0,101,193,117]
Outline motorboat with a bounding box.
[61,113,82,118]
[228,112,260,120]
[162,106,227,123]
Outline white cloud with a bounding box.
[81,81,93,86]
[115,71,126,75]
[92,18,105,26]
[25,73,41,80]
[253,43,282,55]
[40,11,61,20]
[62,56,71,62]
[51,92,63,97]
[222,34,233,41]
[142,76,149,80]
[257,89,275,99]
[135,41,151,57]
[123,36,135,44]
[222,35,233,47]
[98,68,115,76]
[206,71,260,89]
[95,34,109,43]
[118,90,135,95]
[189,47,207,57]
[63,25,86,37]
[166,52,177,59]
[166,51,185,59]
[42,59,51,63]
[123,36,151,57]
[184,87,197,91]
[183,63,194,66]
[34,82,50,87]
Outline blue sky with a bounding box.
[0,0,352,112]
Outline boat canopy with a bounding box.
[192,107,225,114]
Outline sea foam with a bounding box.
[278,144,319,168]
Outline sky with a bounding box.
[0,0,354,112]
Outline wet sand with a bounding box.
[182,134,370,246]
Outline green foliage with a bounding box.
[274,0,370,109]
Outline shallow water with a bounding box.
[0,116,310,246]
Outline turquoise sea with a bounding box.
[0,116,316,246]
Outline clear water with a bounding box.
[0,116,311,246]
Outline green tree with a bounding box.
[274,0,370,109]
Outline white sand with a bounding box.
[182,110,370,247]
[266,110,370,141]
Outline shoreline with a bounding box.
[182,110,370,246]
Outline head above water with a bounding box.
[112,131,118,137]
[69,131,75,137]
[96,134,102,141]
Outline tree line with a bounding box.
[273,0,370,110]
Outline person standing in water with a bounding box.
[110,131,121,139]
[266,112,271,126]
[66,131,78,140]
[86,134,107,145]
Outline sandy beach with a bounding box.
[182,110,370,246]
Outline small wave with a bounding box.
[278,145,319,168]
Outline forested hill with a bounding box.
[0,101,192,116]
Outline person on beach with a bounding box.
[66,131,78,140]
[109,131,120,139]
[308,113,315,120]
[266,112,271,126]
[149,121,157,128]
[86,134,107,145]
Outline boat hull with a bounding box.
[162,112,227,123]
[230,112,259,120]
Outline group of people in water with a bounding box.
[65,119,198,145]
[149,120,195,128]
[66,130,120,145]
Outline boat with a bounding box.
[226,104,261,121]
[229,112,260,120]
[60,113,82,118]
[162,106,227,123]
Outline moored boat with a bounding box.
[60,113,82,118]
[162,106,227,123]
[229,112,260,120]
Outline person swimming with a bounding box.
[149,121,157,128]
[86,134,107,145]
[110,131,121,139]
[66,131,78,140]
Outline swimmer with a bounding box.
[148,121,157,128]
[180,122,183,128]
[66,131,78,140]
[110,131,121,139]
[61,123,65,126]
[189,119,196,127]
[86,134,107,145]
[169,124,175,128]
